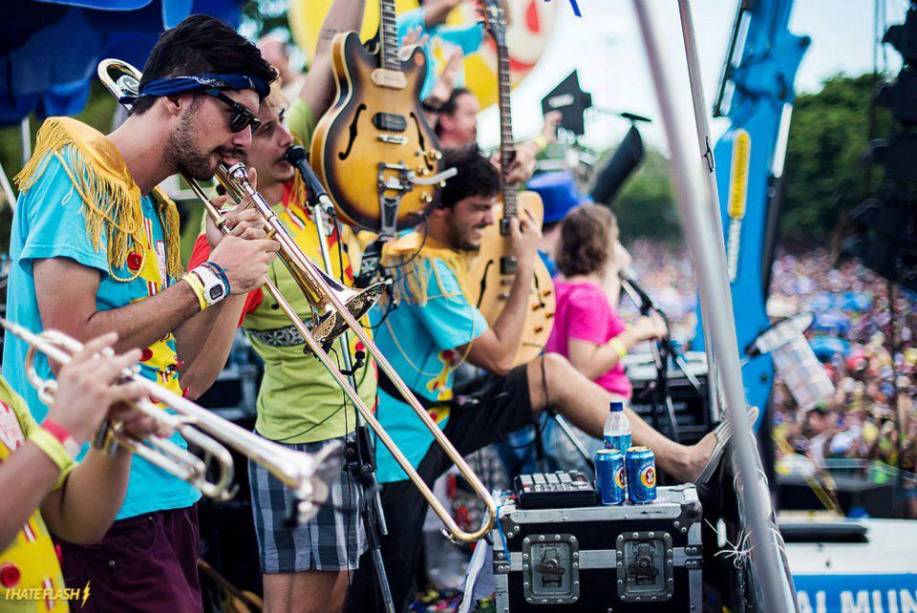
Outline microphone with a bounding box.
[283,146,334,216]
[618,267,658,315]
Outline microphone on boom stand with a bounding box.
[284,145,335,217]
[618,267,706,443]
[285,146,389,290]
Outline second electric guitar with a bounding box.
[469,0,556,366]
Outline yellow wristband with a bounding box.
[183,271,208,311]
[533,135,549,152]
[609,337,628,360]
[29,428,77,479]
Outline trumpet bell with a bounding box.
[285,439,343,525]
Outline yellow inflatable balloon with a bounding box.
[288,0,557,110]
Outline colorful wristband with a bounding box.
[182,271,209,311]
[29,428,78,476]
[609,337,628,360]
[192,263,229,307]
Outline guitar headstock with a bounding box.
[478,0,508,48]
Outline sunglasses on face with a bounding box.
[203,89,261,133]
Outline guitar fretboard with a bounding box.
[380,0,400,71]
[495,34,518,219]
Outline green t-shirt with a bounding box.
[245,100,376,443]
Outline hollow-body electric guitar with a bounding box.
[310,0,446,237]
[469,0,556,366]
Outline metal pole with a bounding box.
[676,0,725,422]
[311,202,396,613]
[0,160,16,213]
[630,2,796,611]
[19,118,31,167]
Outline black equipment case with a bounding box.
[491,484,703,611]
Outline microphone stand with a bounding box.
[619,274,693,443]
[285,147,396,613]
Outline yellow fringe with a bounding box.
[381,232,473,306]
[15,117,182,280]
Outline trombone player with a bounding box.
[188,2,374,611]
[0,333,157,611]
[2,15,279,611]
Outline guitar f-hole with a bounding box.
[338,104,367,161]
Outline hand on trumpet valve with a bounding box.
[206,169,269,246]
[48,332,147,445]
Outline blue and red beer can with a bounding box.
[625,446,657,504]
[595,448,626,505]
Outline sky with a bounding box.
[477,0,910,152]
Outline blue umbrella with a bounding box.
[0,0,243,126]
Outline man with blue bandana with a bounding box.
[3,15,279,612]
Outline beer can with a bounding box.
[594,448,626,505]
[625,446,657,504]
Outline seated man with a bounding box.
[0,333,154,610]
[347,146,722,611]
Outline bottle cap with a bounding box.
[610,401,624,412]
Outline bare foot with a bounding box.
[680,430,718,483]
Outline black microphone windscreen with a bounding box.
[284,146,307,163]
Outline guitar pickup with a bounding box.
[373,112,407,132]
[500,256,518,275]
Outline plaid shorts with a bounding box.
[248,437,367,573]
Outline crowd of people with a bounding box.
[616,241,916,514]
[767,250,916,491]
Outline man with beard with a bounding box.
[186,3,373,610]
[2,15,279,611]
[347,147,725,611]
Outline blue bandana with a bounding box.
[120,73,270,105]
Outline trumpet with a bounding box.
[98,59,497,542]
[1,317,338,525]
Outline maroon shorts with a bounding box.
[58,506,202,613]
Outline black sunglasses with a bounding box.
[203,88,261,133]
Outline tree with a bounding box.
[606,147,683,246]
[781,73,891,244]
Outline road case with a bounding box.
[492,484,703,611]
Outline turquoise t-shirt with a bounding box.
[370,258,486,483]
[397,8,484,101]
[2,150,200,520]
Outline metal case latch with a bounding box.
[522,534,580,605]
[616,531,674,602]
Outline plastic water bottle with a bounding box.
[603,400,631,453]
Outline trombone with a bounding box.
[1,317,337,525]
[98,59,496,542]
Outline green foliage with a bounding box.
[241,0,292,43]
[607,147,683,245]
[781,73,891,243]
